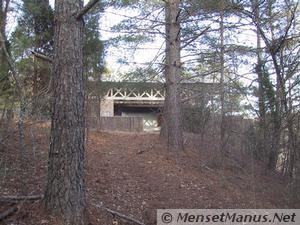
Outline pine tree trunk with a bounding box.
[44,1,86,225]
[32,56,39,117]
[160,0,183,150]
[0,0,11,134]
[219,6,226,156]
[0,0,8,71]
[253,0,267,160]
[96,72,102,131]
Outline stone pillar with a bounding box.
[100,99,114,116]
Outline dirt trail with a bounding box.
[85,132,290,224]
[0,129,295,225]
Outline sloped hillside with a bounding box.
[0,126,297,225]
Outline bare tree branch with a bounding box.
[0,32,23,94]
[0,195,44,203]
[76,0,100,20]
[93,203,146,225]
[181,27,210,49]
[31,51,53,63]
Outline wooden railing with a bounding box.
[105,87,165,101]
[88,116,143,132]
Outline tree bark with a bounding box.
[0,0,11,133]
[96,72,102,131]
[31,56,39,117]
[160,0,184,150]
[0,0,9,39]
[44,1,86,225]
[284,0,297,182]
[219,4,226,156]
[252,0,282,171]
[253,0,267,161]
[0,0,10,76]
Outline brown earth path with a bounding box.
[0,129,295,225]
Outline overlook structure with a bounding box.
[88,81,218,131]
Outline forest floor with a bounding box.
[0,123,299,225]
